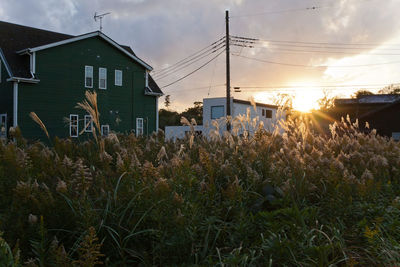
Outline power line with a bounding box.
[161,50,225,89]
[246,42,400,51]
[230,0,378,18]
[152,37,225,75]
[154,44,225,80]
[237,84,400,88]
[164,84,225,93]
[234,46,400,56]
[231,36,400,47]
[232,54,400,68]
[230,35,400,55]
[153,41,225,78]
[232,82,400,91]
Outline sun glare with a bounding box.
[254,87,323,113]
[292,89,322,112]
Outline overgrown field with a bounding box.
[0,117,399,266]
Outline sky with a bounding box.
[2,0,400,112]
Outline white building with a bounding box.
[165,97,284,140]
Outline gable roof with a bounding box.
[146,75,164,96]
[233,99,278,109]
[0,20,152,78]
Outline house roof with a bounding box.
[147,75,164,95]
[333,94,400,119]
[233,99,278,109]
[335,94,400,105]
[0,20,152,78]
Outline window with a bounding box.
[262,109,265,116]
[145,70,149,87]
[115,70,122,86]
[392,132,400,141]
[136,118,144,136]
[0,114,6,138]
[101,125,109,136]
[85,66,93,88]
[265,109,272,118]
[211,106,224,119]
[84,115,93,132]
[70,115,78,137]
[99,67,107,89]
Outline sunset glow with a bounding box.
[254,85,324,113]
[292,89,323,112]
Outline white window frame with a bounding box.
[101,125,109,136]
[115,70,122,86]
[99,67,107,89]
[0,114,7,138]
[85,66,93,88]
[84,115,93,132]
[145,70,149,87]
[136,118,144,136]
[69,114,79,137]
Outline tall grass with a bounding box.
[0,104,399,265]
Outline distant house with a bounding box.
[165,97,284,140]
[333,94,400,140]
[0,21,162,141]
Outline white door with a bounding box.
[0,114,7,138]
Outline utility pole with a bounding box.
[225,10,231,131]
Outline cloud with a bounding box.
[1,0,400,110]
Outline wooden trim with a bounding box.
[85,65,93,88]
[7,77,40,83]
[69,114,78,137]
[13,82,18,127]
[0,48,13,77]
[99,67,107,90]
[84,115,93,132]
[115,69,122,86]
[136,118,144,136]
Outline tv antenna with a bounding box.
[94,12,111,32]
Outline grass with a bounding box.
[0,101,399,265]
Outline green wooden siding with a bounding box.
[0,59,13,130]
[17,36,157,140]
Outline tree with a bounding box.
[317,90,336,111]
[378,84,400,94]
[352,90,374,98]
[181,101,203,125]
[164,95,171,109]
[272,93,293,110]
[158,109,180,131]
[158,101,203,131]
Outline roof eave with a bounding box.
[145,92,163,96]
[17,31,153,71]
[7,77,40,83]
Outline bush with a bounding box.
[0,115,399,265]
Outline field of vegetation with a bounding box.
[0,111,400,266]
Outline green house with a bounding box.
[0,21,163,141]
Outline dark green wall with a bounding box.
[0,59,13,131]
[17,36,157,141]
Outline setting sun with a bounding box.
[254,88,323,113]
[292,89,323,112]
